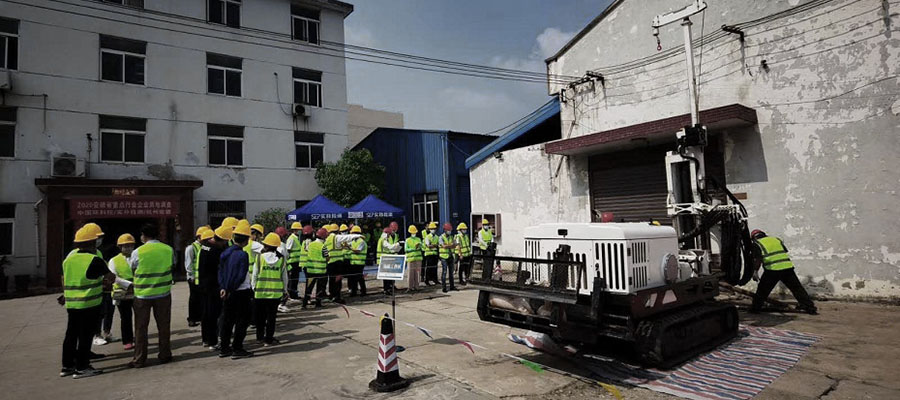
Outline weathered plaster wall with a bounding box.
[470,145,591,256]
[0,0,350,279]
[541,0,900,298]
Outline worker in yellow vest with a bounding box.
[750,230,818,315]
[438,222,459,293]
[185,226,210,327]
[126,223,175,368]
[422,222,439,286]
[324,224,345,304]
[252,233,287,346]
[347,226,368,297]
[60,225,108,379]
[477,219,494,252]
[303,228,330,308]
[405,225,423,292]
[455,223,473,285]
[108,234,137,351]
[245,223,265,328]
[377,225,402,295]
[338,224,352,296]
[284,222,304,300]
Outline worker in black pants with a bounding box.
[60,225,108,379]
[198,227,227,349]
[750,230,817,315]
[218,222,254,359]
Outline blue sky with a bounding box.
[344,0,613,134]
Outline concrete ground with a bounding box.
[0,283,898,400]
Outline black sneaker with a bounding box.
[72,366,103,379]
[231,349,253,359]
[60,368,76,377]
[334,298,346,305]
[218,348,233,358]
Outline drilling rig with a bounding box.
[470,0,756,368]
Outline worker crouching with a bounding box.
[750,230,818,315]
[253,233,288,346]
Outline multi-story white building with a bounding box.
[0,0,353,289]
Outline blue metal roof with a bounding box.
[465,98,560,170]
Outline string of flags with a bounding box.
[336,303,624,399]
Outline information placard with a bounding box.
[376,254,407,281]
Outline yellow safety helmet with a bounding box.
[250,224,265,235]
[200,229,215,241]
[222,217,239,228]
[408,225,418,234]
[350,226,362,234]
[481,219,490,225]
[290,221,303,230]
[82,222,105,238]
[427,222,438,230]
[195,226,211,237]
[457,222,468,231]
[233,220,252,237]
[262,232,282,248]
[73,226,97,243]
[214,225,234,241]
[339,224,349,232]
[326,224,337,233]
[117,233,136,246]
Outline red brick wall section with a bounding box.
[546,104,757,154]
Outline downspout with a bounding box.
[33,198,43,270]
[441,133,451,224]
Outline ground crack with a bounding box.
[817,375,840,399]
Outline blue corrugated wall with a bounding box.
[354,129,492,229]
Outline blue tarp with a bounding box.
[285,195,349,221]
[347,195,404,219]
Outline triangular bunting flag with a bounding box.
[416,326,434,339]
[519,359,544,373]
[360,309,375,317]
[456,339,475,354]
[339,304,350,319]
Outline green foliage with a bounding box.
[253,208,291,234]
[315,149,386,207]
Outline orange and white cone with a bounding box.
[369,314,409,392]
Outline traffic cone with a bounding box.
[369,314,409,392]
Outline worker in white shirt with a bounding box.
[185,226,210,327]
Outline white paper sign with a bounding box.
[376,254,407,281]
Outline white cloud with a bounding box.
[534,27,576,59]
[488,27,575,73]
[345,26,377,48]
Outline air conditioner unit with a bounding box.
[293,104,311,118]
[0,70,10,91]
[51,156,86,177]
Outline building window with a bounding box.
[100,115,146,163]
[291,5,320,44]
[207,53,242,97]
[412,193,439,224]
[294,131,324,169]
[0,204,13,255]
[293,68,322,107]
[208,201,245,227]
[208,124,243,166]
[0,107,15,158]
[100,35,146,85]
[0,17,18,70]
[102,0,144,8]
[208,0,241,28]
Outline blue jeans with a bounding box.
[440,258,455,288]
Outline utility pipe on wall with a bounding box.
[33,198,43,270]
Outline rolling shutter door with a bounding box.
[589,145,670,224]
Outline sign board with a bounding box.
[70,197,178,219]
[376,254,406,281]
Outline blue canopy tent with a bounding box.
[347,195,404,219]
[285,195,349,222]
[348,195,406,239]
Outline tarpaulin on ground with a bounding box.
[285,195,349,221]
[347,195,404,219]
[509,325,820,400]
